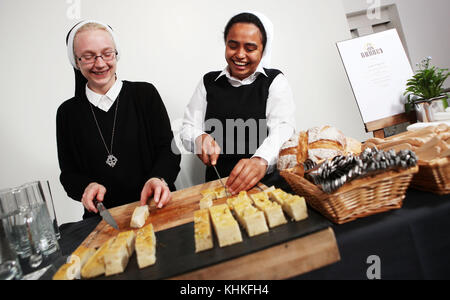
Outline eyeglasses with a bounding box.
[77,50,118,65]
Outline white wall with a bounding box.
[0,0,373,224]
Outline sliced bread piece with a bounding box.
[194,209,214,253]
[136,223,157,268]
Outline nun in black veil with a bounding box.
[57,20,180,219]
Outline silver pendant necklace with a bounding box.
[89,96,120,168]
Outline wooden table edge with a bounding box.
[168,227,340,280]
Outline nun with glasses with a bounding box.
[57,20,180,219]
[181,12,296,195]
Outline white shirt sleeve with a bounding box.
[252,74,296,174]
[180,78,208,153]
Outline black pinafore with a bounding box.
[203,68,282,182]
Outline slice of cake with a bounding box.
[135,223,157,268]
[104,230,136,276]
[194,209,214,253]
[249,192,287,228]
[130,205,149,228]
[53,246,96,280]
[81,237,115,279]
[269,189,308,222]
[209,204,243,247]
[228,191,268,237]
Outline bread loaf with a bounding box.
[53,246,96,280]
[415,136,449,161]
[278,125,361,170]
[362,124,450,162]
[345,137,362,155]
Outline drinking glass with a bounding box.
[16,182,60,257]
[0,183,61,274]
[34,181,61,240]
[0,205,23,280]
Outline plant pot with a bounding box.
[413,95,448,122]
[404,102,413,114]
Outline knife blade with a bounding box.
[212,165,231,197]
[94,199,119,230]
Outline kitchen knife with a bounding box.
[212,165,231,197]
[93,199,119,230]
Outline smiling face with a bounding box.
[225,23,264,81]
[73,29,117,95]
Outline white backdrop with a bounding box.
[1,0,379,224]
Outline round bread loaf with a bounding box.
[277,125,361,171]
[277,131,307,170]
[307,125,347,162]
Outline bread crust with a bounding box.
[278,126,361,171]
[194,209,213,253]
[297,131,309,164]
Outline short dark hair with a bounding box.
[224,13,267,50]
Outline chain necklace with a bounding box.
[88,96,120,168]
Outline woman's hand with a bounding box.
[81,182,107,213]
[226,157,268,195]
[140,178,172,208]
[195,134,221,166]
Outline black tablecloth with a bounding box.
[296,189,450,280]
[56,188,450,280]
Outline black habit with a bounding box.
[57,80,181,219]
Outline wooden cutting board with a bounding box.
[62,179,340,280]
[80,179,267,249]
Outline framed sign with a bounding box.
[336,29,414,128]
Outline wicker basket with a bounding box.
[411,158,450,195]
[280,166,419,224]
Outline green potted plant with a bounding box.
[404,57,449,121]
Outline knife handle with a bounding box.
[92,199,102,212]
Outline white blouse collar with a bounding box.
[215,63,267,87]
[85,79,123,112]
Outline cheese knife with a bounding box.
[93,199,119,230]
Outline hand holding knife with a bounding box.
[212,165,232,197]
[93,199,119,230]
[196,134,221,167]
